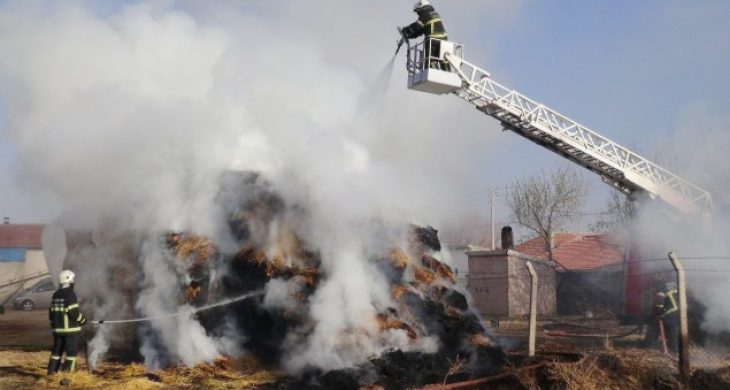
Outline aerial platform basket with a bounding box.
[406,38,464,94]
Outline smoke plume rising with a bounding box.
[0,0,519,372]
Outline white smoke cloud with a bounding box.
[641,103,730,335]
[9,0,727,370]
[135,238,220,369]
[0,0,524,371]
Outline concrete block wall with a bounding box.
[467,250,556,318]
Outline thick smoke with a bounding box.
[0,1,520,371]
[633,103,730,335]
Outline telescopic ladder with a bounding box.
[405,39,712,215]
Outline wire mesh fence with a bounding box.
[462,254,730,374]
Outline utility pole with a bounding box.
[526,262,538,356]
[490,189,496,250]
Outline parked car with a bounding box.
[13,277,55,311]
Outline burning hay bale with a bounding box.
[69,172,504,388]
[212,215,504,387]
[376,312,419,341]
[200,216,502,387]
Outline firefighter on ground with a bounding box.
[655,278,680,353]
[47,270,87,374]
[400,0,449,70]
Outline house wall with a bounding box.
[507,256,556,316]
[24,250,48,276]
[468,250,557,318]
[0,249,49,303]
[556,266,623,315]
[467,253,509,316]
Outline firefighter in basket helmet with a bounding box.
[400,0,450,71]
[47,270,87,374]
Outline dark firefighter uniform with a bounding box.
[401,4,449,70]
[655,282,679,352]
[47,286,87,373]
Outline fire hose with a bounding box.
[395,27,409,55]
[91,290,263,325]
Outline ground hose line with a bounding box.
[91,290,264,325]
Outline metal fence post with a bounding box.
[668,251,690,378]
[526,262,538,357]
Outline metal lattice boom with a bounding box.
[440,46,713,215]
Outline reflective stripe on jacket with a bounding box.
[49,287,86,334]
[655,288,679,317]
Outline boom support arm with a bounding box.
[420,42,714,215]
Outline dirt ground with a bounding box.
[2,309,730,389]
[0,310,51,351]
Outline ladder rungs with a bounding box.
[455,71,712,214]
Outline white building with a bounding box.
[0,223,49,304]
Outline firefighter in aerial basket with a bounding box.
[655,279,680,353]
[400,0,450,71]
[47,270,87,374]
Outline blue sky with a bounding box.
[449,0,730,232]
[0,0,728,229]
[489,1,729,139]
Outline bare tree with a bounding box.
[591,191,637,233]
[507,168,587,261]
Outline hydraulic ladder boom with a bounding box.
[406,39,712,215]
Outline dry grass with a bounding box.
[105,377,165,390]
[501,348,689,390]
[0,350,278,390]
[502,361,541,390]
[5,308,730,389]
[5,343,730,389]
[547,358,617,390]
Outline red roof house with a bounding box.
[514,232,627,314]
[465,231,628,318]
[0,224,48,293]
[515,232,626,271]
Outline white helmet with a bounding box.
[59,270,75,285]
[414,0,430,12]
